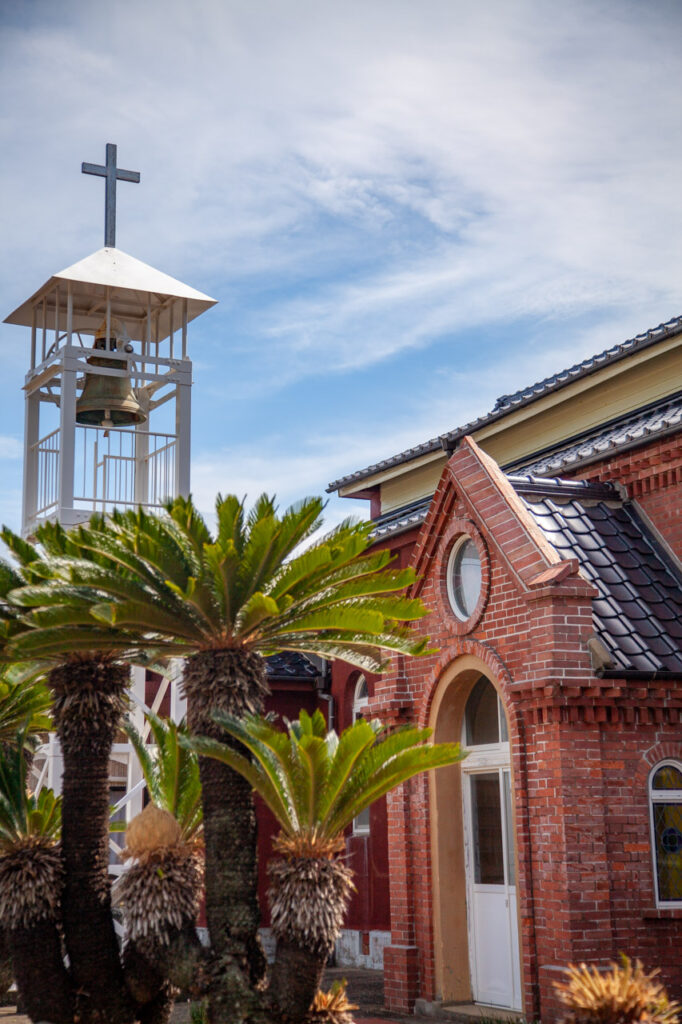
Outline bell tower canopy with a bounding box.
[4,247,216,343]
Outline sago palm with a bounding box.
[190,708,464,1021]
[34,492,430,1024]
[117,713,204,1014]
[1,521,153,1024]
[0,668,52,1002]
[0,729,72,1022]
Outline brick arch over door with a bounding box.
[426,649,525,1006]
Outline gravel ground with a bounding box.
[1,968,523,1023]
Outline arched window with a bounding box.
[353,675,369,721]
[464,675,509,746]
[649,760,682,906]
[352,675,370,834]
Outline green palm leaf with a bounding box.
[9,492,431,669]
[123,712,202,842]
[0,728,61,851]
[193,711,465,850]
[0,670,51,744]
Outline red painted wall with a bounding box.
[331,662,392,934]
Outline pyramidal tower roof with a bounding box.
[4,247,217,343]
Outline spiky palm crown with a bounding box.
[269,853,355,955]
[189,708,464,953]
[4,494,430,673]
[116,800,203,956]
[123,711,202,844]
[188,708,464,857]
[555,956,681,1024]
[116,844,202,952]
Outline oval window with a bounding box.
[447,536,482,621]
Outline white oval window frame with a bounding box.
[446,534,482,622]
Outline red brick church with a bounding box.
[327,315,682,1021]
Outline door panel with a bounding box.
[470,887,515,1006]
[465,767,521,1010]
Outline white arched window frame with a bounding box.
[352,676,370,835]
[649,759,682,908]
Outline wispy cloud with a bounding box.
[0,0,680,527]
[0,437,22,460]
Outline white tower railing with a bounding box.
[33,423,178,521]
[22,335,191,534]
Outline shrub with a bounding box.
[555,955,680,1024]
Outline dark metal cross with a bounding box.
[82,143,140,248]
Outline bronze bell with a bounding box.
[76,321,146,428]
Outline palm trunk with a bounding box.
[9,919,74,1023]
[0,839,74,1021]
[0,931,12,1001]
[183,648,269,1024]
[268,939,327,1022]
[123,921,206,1017]
[267,855,354,1023]
[137,982,175,1024]
[50,659,134,1024]
[121,943,177,1024]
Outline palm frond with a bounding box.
[0,730,61,851]
[123,712,202,843]
[199,711,464,849]
[0,670,51,744]
[19,494,432,673]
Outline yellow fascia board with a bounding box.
[337,448,444,498]
[475,336,682,467]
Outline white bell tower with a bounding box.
[3,145,217,862]
[5,153,215,537]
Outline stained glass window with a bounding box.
[650,761,682,905]
[653,764,682,790]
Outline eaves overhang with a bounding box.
[327,315,682,494]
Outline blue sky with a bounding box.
[1,0,680,530]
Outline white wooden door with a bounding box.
[464,767,521,1010]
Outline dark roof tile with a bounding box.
[265,652,321,680]
[514,477,682,677]
[369,495,431,540]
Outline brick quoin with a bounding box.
[332,433,682,1022]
